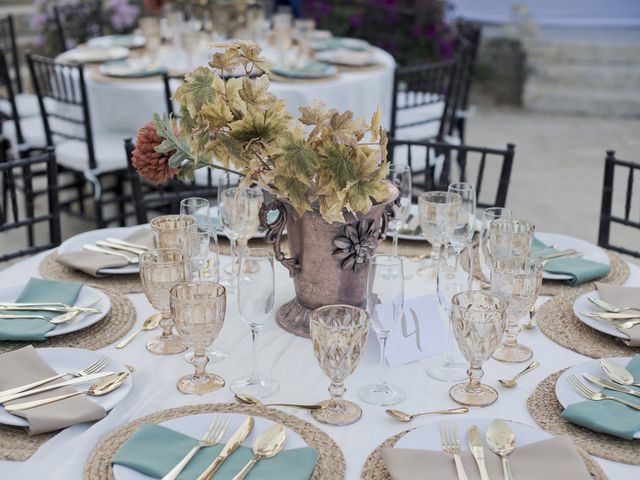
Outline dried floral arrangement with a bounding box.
[133,40,391,223]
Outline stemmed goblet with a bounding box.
[231,248,279,398]
[170,282,226,394]
[180,197,211,226]
[357,255,405,406]
[491,256,543,363]
[479,207,512,282]
[510,219,535,256]
[387,165,412,257]
[310,305,369,426]
[449,290,508,407]
[150,214,196,251]
[218,173,249,294]
[139,249,189,355]
[447,182,476,247]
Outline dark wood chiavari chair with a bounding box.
[453,21,482,143]
[53,0,104,53]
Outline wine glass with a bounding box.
[231,248,279,398]
[357,255,405,406]
[387,165,412,258]
[417,191,461,277]
[139,249,189,355]
[479,207,512,282]
[218,173,249,294]
[449,290,508,407]
[447,182,476,248]
[491,256,543,363]
[170,282,226,394]
[180,197,210,226]
[310,305,369,426]
[236,187,264,271]
[184,224,220,282]
[150,214,196,251]
[272,11,292,67]
[425,237,471,381]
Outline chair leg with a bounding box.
[86,172,105,228]
[116,176,127,226]
[75,172,86,215]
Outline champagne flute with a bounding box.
[170,282,226,394]
[231,248,279,398]
[425,237,471,381]
[218,173,249,294]
[449,290,508,407]
[357,255,405,406]
[387,165,412,257]
[139,249,189,355]
[479,207,512,282]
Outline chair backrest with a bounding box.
[162,72,184,118]
[27,53,97,169]
[0,48,24,146]
[389,55,460,144]
[126,138,220,224]
[0,14,22,95]
[598,150,640,258]
[454,21,481,116]
[388,138,515,209]
[53,0,104,52]
[0,145,60,262]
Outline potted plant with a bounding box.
[132,40,397,337]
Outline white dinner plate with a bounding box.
[88,34,146,49]
[555,356,639,440]
[311,37,371,51]
[535,232,610,281]
[58,46,129,64]
[0,284,110,337]
[113,412,308,480]
[395,417,551,451]
[314,49,377,67]
[572,291,629,340]
[58,225,148,275]
[0,347,133,427]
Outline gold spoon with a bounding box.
[385,406,469,422]
[523,305,537,329]
[234,393,322,410]
[231,424,286,480]
[486,419,516,480]
[6,372,129,411]
[498,361,540,387]
[116,314,162,349]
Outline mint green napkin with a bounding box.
[0,278,82,341]
[561,355,640,440]
[272,62,333,79]
[531,238,610,285]
[112,423,317,480]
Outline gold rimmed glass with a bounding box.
[479,207,512,281]
[150,214,197,250]
[449,291,508,407]
[139,249,189,355]
[511,219,535,256]
[491,256,543,363]
[489,218,535,260]
[310,305,369,426]
[170,282,226,394]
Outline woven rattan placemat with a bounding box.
[84,403,345,479]
[536,294,639,358]
[39,252,143,294]
[528,369,640,465]
[360,423,607,479]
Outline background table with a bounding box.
[0,243,638,479]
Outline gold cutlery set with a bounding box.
[83,238,149,264]
[162,415,287,480]
[582,296,640,330]
[0,300,101,324]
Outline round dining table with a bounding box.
[0,232,638,479]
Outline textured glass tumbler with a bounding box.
[150,214,196,250]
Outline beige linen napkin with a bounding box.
[595,282,640,347]
[382,436,591,480]
[0,346,106,435]
[56,227,153,277]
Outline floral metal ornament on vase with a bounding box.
[333,219,381,272]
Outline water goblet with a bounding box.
[231,248,279,398]
[426,237,472,381]
[357,255,405,406]
[511,219,535,256]
[235,187,264,273]
[310,305,369,426]
[491,256,543,363]
[180,197,211,226]
[139,249,189,355]
[170,282,226,394]
[479,207,512,281]
[417,191,461,278]
[218,173,249,293]
[449,290,508,407]
[150,214,196,251]
[387,165,412,258]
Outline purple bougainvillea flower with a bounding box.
[349,14,364,28]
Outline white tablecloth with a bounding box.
[0,246,638,479]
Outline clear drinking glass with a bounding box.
[449,290,508,407]
[180,197,211,226]
[185,224,220,282]
[426,237,471,381]
[139,17,161,62]
[310,305,369,426]
[231,248,279,398]
[272,12,293,67]
[150,214,196,251]
[170,282,226,394]
[491,256,543,363]
[388,165,412,258]
[511,219,535,256]
[139,249,189,355]
[417,191,461,278]
[357,255,405,406]
[479,207,512,282]
[447,182,476,248]
[236,187,264,260]
[218,173,249,294]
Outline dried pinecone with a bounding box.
[333,219,381,271]
[132,122,178,184]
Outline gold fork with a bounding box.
[161,415,230,480]
[567,374,640,410]
[440,421,468,480]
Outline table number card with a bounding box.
[383,294,448,367]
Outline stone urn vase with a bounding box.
[259,185,398,338]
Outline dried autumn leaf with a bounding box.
[225,77,246,117]
[234,40,275,72]
[277,131,318,182]
[174,67,217,120]
[228,101,291,144]
[201,97,234,129]
[238,75,275,109]
[208,49,242,72]
[298,99,335,126]
[319,191,346,224]
[344,176,390,213]
[273,175,311,215]
[327,111,368,146]
[369,106,382,142]
[318,141,358,190]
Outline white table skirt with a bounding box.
[0,247,638,479]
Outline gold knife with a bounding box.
[0,371,115,403]
[468,425,491,480]
[196,416,255,480]
[582,373,640,398]
[581,312,640,319]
